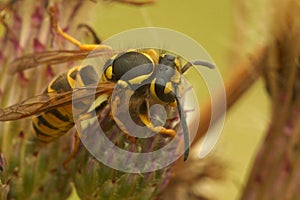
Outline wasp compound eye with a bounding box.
[149,64,177,104]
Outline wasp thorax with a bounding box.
[103,51,155,83]
[159,54,176,68]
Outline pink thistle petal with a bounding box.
[18,131,24,139]
[13,14,22,32]
[283,123,294,136]
[45,65,55,81]
[17,71,29,86]
[33,38,45,52]
[31,6,43,26]
[0,51,3,61]
[0,153,7,171]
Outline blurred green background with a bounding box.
[70,0,270,199]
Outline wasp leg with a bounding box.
[78,23,102,44]
[48,7,111,51]
[62,129,80,169]
[139,100,176,137]
[62,103,108,169]
[174,85,190,161]
[110,95,137,143]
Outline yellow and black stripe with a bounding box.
[32,65,101,143]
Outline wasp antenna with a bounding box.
[193,60,215,69]
[174,85,190,161]
[182,60,215,73]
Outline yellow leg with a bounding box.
[62,109,98,169]
[63,129,80,169]
[139,100,176,137]
[49,7,112,51]
[139,112,176,137]
[111,96,137,143]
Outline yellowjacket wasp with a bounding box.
[0,7,214,166]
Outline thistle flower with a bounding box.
[69,84,183,199]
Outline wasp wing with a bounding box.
[9,49,120,74]
[0,82,115,121]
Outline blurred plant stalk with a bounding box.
[239,0,300,199]
[163,29,267,200]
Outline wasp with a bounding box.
[0,8,214,166]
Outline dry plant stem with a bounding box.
[241,71,300,200]
[240,0,300,197]
[174,46,267,169]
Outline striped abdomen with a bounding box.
[32,65,100,143]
